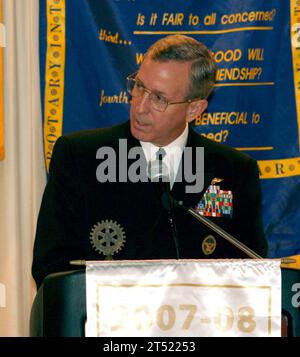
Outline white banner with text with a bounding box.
[85,259,281,337]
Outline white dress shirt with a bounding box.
[140,124,189,189]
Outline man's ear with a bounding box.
[186,99,208,123]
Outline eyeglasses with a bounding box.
[126,73,201,112]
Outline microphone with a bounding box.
[164,193,263,259]
[147,159,180,259]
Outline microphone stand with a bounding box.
[171,197,263,259]
[163,183,180,259]
[185,206,262,259]
[148,157,181,259]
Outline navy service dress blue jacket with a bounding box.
[32,120,267,288]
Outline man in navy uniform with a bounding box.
[32,35,267,288]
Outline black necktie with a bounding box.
[156,148,180,258]
[156,148,166,181]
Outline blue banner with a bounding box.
[40,0,300,258]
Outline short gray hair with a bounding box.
[144,35,217,99]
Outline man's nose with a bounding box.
[135,91,151,113]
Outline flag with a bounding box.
[39,0,300,258]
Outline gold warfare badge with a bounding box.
[202,235,217,255]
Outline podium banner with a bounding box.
[85,259,281,337]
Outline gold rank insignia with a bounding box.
[202,235,217,255]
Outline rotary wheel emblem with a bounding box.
[89,219,126,260]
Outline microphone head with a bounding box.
[147,160,170,183]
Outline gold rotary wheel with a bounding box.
[89,219,126,259]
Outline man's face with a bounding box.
[130,59,196,146]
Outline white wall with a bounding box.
[0,0,46,336]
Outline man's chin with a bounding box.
[131,127,146,142]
